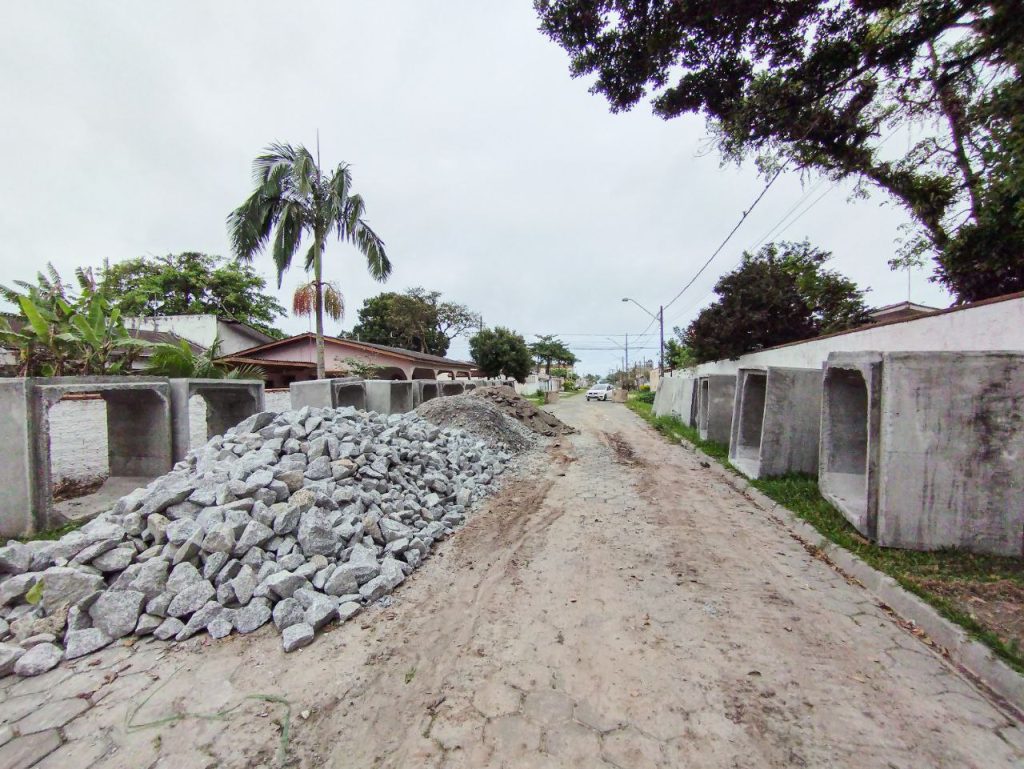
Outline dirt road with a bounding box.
[3,397,1022,768]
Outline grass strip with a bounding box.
[626,395,1024,674]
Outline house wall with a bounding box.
[126,315,267,355]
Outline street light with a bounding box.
[621,297,664,375]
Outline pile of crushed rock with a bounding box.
[416,394,537,453]
[0,405,512,677]
[470,386,576,437]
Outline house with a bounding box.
[868,301,941,324]
[125,315,274,355]
[218,332,478,388]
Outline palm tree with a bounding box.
[228,143,390,379]
[293,279,344,330]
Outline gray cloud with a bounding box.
[0,1,950,375]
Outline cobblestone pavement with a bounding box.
[1,397,1022,768]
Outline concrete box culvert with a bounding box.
[169,379,265,462]
[729,367,822,480]
[697,375,736,445]
[0,377,173,538]
[440,382,465,397]
[364,380,414,415]
[415,381,441,407]
[289,378,363,410]
[820,351,1024,556]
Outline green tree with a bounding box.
[469,327,533,382]
[229,143,390,379]
[664,338,697,371]
[682,241,870,363]
[529,335,578,375]
[100,253,286,338]
[536,0,1024,301]
[351,288,477,356]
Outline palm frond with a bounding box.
[352,218,391,281]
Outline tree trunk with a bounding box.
[314,237,326,380]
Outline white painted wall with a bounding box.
[126,315,265,355]
[664,295,1024,379]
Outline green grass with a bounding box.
[17,518,86,543]
[626,394,1024,673]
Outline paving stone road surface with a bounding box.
[1,396,1022,768]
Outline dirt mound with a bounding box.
[469,386,576,437]
[416,393,538,453]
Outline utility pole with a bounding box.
[624,333,629,389]
[658,305,665,375]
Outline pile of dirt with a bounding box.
[469,386,576,437]
[416,394,537,453]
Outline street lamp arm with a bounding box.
[621,297,657,319]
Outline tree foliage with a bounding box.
[529,335,578,374]
[1,264,147,376]
[536,0,1024,301]
[229,143,390,378]
[144,337,264,380]
[351,288,478,357]
[682,241,870,363]
[469,327,533,382]
[100,252,286,338]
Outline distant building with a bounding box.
[125,315,274,355]
[867,301,941,324]
[218,332,477,388]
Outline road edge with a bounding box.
[674,438,1024,719]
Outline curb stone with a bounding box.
[676,436,1024,718]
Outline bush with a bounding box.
[635,390,656,404]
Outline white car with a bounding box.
[586,383,614,401]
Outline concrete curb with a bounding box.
[676,439,1024,716]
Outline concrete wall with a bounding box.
[679,293,1024,378]
[289,378,366,410]
[0,380,35,538]
[653,375,696,426]
[729,367,822,479]
[820,352,1024,556]
[126,315,267,356]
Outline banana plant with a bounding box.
[144,336,264,380]
[56,292,147,374]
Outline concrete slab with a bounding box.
[169,379,264,461]
[697,375,735,445]
[729,367,822,479]
[821,351,1024,555]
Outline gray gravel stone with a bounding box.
[153,617,185,641]
[166,580,216,618]
[232,598,272,633]
[89,589,145,639]
[0,642,26,674]
[64,628,112,659]
[12,642,62,676]
[281,622,315,652]
[273,598,305,630]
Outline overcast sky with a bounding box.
[0,1,952,375]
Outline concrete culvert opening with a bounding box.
[331,382,366,410]
[735,373,768,463]
[441,382,464,397]
[823,368,869,518]
[698,379,711,433]
[419,382,440,403]
[49,394,109,499]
